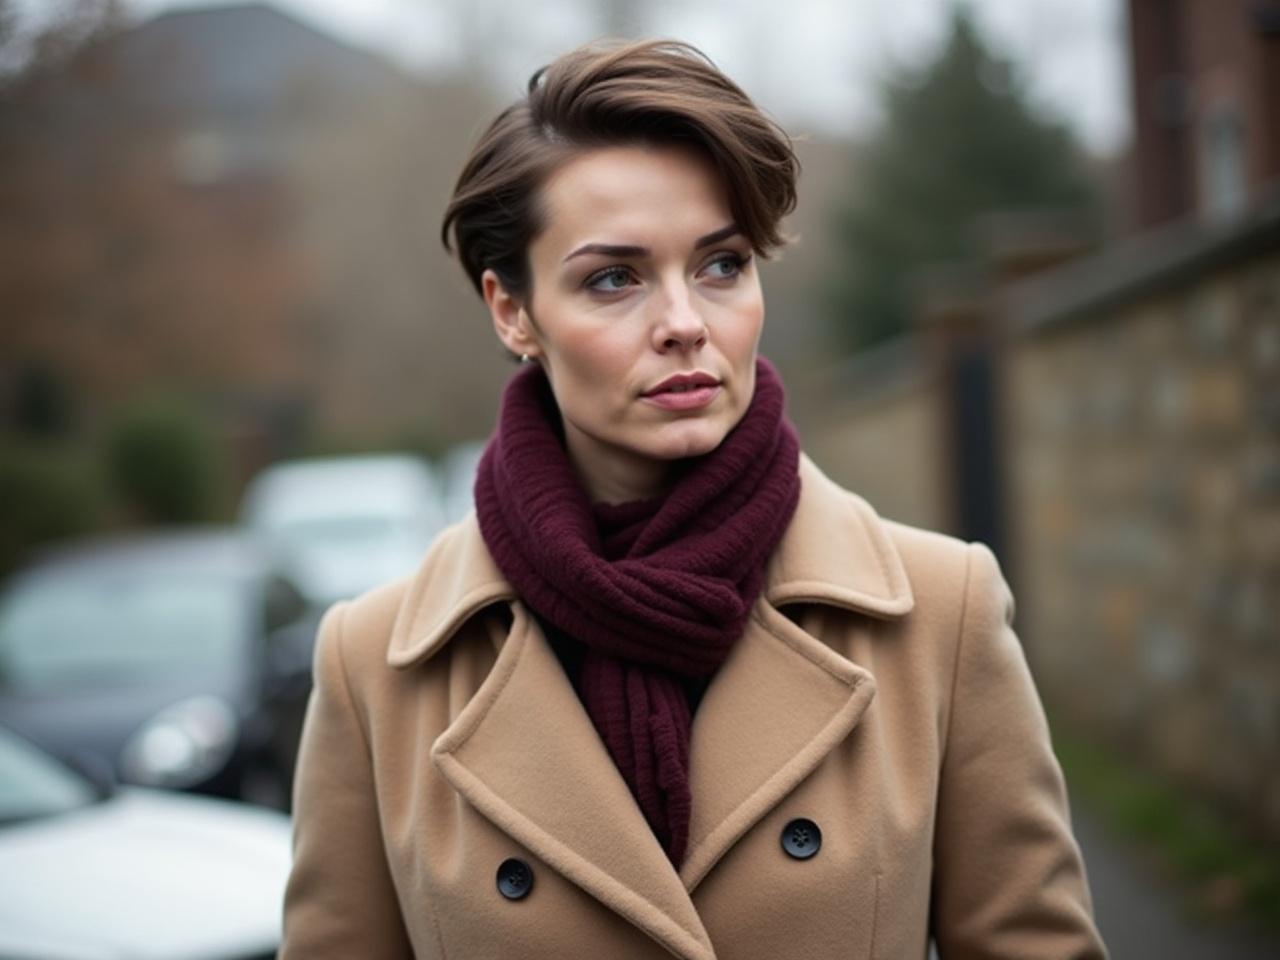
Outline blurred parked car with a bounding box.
[440,439,486,525]
[0,530,315,809]
[0,723,291,960]
[239,453,448,609]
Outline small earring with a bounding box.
[520,353,530,363]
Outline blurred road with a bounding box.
[1071,801,1280,960]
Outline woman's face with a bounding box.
[482,143,765,502]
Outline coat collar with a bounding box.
[386,452,914,669]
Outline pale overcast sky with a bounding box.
[106,0,1130,156]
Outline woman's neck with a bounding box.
[563,420,671,505]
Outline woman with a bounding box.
[280,38,1107,960]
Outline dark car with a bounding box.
[0,529,316,809]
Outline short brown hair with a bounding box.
[440,38,801,308]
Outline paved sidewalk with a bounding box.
[1070,799,1279,960]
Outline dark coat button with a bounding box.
[781,817,822,860]
[496,857,534,900]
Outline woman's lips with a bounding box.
[640,384,721,411]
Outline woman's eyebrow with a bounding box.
[562,223,740,262]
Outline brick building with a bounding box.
[1128,0,1280,228]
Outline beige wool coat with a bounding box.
[279,453,1107,959]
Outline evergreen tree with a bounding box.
[826,5,1099,349]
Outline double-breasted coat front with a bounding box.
[279,453,1107,959]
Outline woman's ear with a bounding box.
[482,268,541,360]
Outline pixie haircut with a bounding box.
[440,38,801,309]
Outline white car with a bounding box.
[239,453,448,609]
[440,440,487,525]
[0,725,292,960]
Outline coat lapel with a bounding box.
[429,600,718,960]
[387,453,915,959]
[679,599,879,892]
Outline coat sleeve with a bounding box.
[930,541,1109,960]
[279,600,415,959]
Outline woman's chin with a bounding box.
[643,419,730,461]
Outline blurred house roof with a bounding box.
[100,2,408,124]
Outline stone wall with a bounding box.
[1001,199,1280,841]
[807,192,1280,844]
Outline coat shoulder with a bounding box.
[879,515,973,584]
[884,518,987,648]
[320,574,413,676]
[875,514,1011,623]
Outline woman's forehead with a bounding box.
[535,144,733,253]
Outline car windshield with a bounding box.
[0,572,249,692]
[0,728,96,824]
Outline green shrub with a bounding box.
[104,397,221,524]
[0,443,103,577]
[1050,718,1280,935]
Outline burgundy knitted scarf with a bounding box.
[473,355,801,868]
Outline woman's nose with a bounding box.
[652,287,708,352]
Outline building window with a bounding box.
[1199,105,1247,222]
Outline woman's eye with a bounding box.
[704,252,749,280]
[585,266,636,293]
